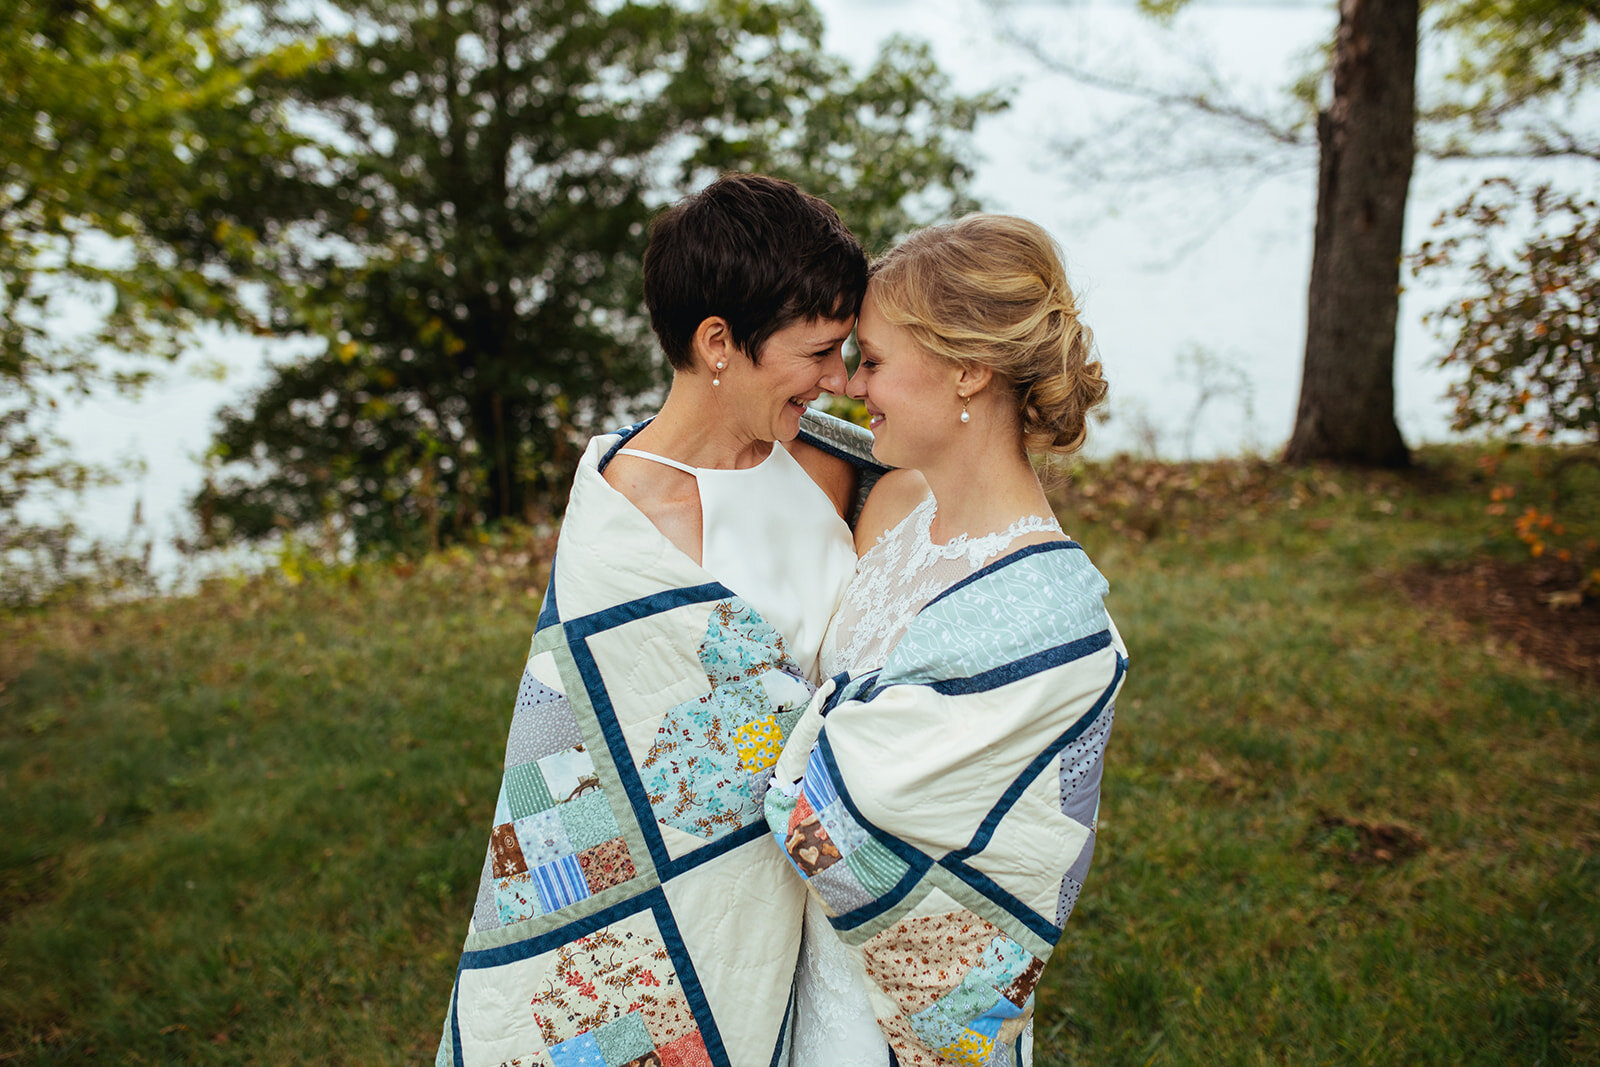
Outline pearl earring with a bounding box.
[959,395,971,424]
[713,360,725,387]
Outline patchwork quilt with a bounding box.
[764,542,1128,1067]
[437,413,883,1067]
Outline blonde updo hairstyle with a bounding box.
[867,214,1107,454]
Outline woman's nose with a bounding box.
[818,351,848,395]
[845,362,867,399]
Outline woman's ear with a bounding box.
[691,316,735,376]
[955,362,994,399]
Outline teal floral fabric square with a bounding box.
[699,599,790,685]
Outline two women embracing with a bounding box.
[434,173,1127,1067]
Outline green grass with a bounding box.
[2,448,1595,1064]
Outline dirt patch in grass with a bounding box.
[1401,557,1600,686]
[1310,814,1428,866]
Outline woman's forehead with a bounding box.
[778,316,855,347]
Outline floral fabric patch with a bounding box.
[733,716,784,774]
[578,838,637,895]
[529,928,696,1051]
[637,990,695,1048]
[864,916,1045,1064]
[493,871,541,926]
[639,599,810,842]
[490,822,529,878]
[698,600,790,685]
[862,912,1004,1015]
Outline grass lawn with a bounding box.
[2,447,1595,1064]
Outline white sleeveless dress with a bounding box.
[612,440,856,684]
[792,491,1062,1067]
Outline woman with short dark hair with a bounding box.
[435,174,884,1067]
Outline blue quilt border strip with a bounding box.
[769,966,801,1067]
[817,650,1128,941]
[450,885,730,1067]
[950,649,1128,861]
[562,581,740,877]
[921,540,1083,614]
[817,732,934,933]
[855,630,1113,707]
[941,652,1127,942]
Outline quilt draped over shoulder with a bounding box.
[764,542,1128,1067]
[438,413,883,1067]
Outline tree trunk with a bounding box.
[1284,0,1416,467]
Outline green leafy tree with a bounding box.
[0,0,311,600]
[192,0,999,554]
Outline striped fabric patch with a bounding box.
[802,747,839,809]
[532,854,591,913]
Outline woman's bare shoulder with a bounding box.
[853,468,929,553]
[785,437,856,518]
[601,453,703,563]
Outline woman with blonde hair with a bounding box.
[768,214,1128,1066]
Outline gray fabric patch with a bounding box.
[504,670,583,766]
[470,846,499,932]
[1058,704,1114,821]
[809,851,878,915]
[1055,874,1083,927]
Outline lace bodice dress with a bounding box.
[791,492,1061,1067]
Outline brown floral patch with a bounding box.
[1001,956,1046,1008]
[489,823,527,878]
[578,837,637,894]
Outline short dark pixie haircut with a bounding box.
[643,173,868,369]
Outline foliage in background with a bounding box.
[1013,0,1600,187]
[1429,0,1600,158]
[190,0,999,556]
[1412,178,1599,596]
[0,0,314,603]
[1412,178,1598,445]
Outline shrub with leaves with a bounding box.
[1414,180,1600,598]
[1412,178,1598,443]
